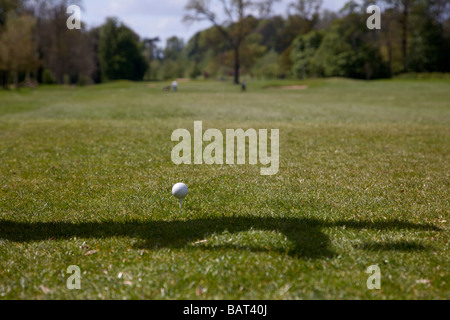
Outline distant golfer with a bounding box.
[241,81,247,92]
[172,80,178,92]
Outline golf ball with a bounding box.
[172,183,188,199]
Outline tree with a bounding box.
[143,37,162,61]
[290,30,324,78]
[278,0,323,76]
[142,37,163,80]
[252,49,281,78]
[0,0,23,26]
[31,0,96,84]
[291,3,389,80]
[98,17,148,81]
[164,36,185,61]
[0,14,38,88]
[380,0,450,73]
[381,0,416,72]
[161,36,187,80]
[288,0,323,21]
[407,0,450,72]
[0,0,28,87]
[184,0,280,84]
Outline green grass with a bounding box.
[0,78,449,299]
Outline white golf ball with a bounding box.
[172,183,188,199]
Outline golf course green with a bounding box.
[0,78,448,299]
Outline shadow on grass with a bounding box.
[356,240,429,251]
[0,217,439,259]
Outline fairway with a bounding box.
[0,78,449,299]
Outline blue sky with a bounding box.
[82,0,349,45]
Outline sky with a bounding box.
[82,0,349,46]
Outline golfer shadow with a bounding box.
[0,217,439,259]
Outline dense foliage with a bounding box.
[0,0,448,87]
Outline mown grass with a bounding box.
[0,78,449,299]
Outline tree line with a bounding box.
[0,0,448,88]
